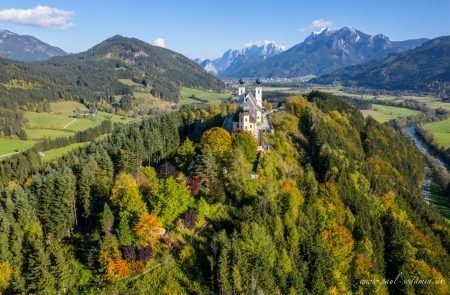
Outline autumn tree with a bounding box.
[232,131,258,162]
[135,213,163,246]
[0,261,13,292]
[200,127,232,158]
[110,173,147,218]
[175,138,196,171]
[149,174,193,224]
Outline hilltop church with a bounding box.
[232,82,270,145]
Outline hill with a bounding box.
[0,92,448,294]
[0,29,66,61]
[313,36,450,96]
[0,35,224,111]
[237,27,427,78]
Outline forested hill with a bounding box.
[313,36,450,97]
[0,35,224,110]
[0,92,448,293]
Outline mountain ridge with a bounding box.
[0,29,67,61]
[235,27,428,78]
[312,36,450,96]
[197,41,285,76]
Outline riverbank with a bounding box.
[404,125,450,222]
[405,126,450,170]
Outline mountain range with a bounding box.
[312,36,450,96]
[0,29,67,61]
[196,41,285,76]
[213,27,427,78]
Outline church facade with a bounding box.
[232,85,265,140]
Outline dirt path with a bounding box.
[64,118,77,129]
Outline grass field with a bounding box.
[98,111,134,124]
[132,91,175,112]
[430,180,450,222]
[423,118,450,148]
[25,110,131,134]
[26,129,74,140]
[41,143,89,162]
[180,87,231,105]
[294,85,450,110]
[65,117,105,132]
[1,79,39,90]
[361,104,420,122]
[25,112,74,129]
[50,101,88,115]
[0,139,36,157]
[0,103,134,160]
[118,79,142,87]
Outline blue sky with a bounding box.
[0,0,449,59]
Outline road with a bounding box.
[422,166,431,203]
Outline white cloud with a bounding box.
[0,5,75,29]
[299,19,333,33]
[151,38,166,48]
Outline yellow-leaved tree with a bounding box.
[200,127,232,157]
[110,173,147,218]
[0,261,13,292]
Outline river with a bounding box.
[404,125,450,171]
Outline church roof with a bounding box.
[240,91,262,112]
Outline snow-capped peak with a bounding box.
[199,40,285,75]
[0,29,17,38]
[239,41,285,58]
[313,27,328,35]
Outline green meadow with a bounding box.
[50,101,88,115]
[423,118,450,148]
[1,101,132,160]
[26,129,74,140]
[180,87,231,105]
[41,143,89,162]
[430,180,450,222]
[0,139,36,158]
[118,78,142,87]
[361,104,420,122]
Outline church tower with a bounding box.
[255,87,262,108]
[255,79,262,108]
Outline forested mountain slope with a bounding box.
[0,92,448,294]
[237,27,427,78]
[0,35,224,111]
[313,36,450,96]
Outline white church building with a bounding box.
[232,82,270,145]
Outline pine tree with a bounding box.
[117,217,134,246]
[101,203,115,235]
[23,237,56,294]
[49,239,75,293]
[51,169,77,239]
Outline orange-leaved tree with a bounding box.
[135,212,164,246]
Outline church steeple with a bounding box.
[238,78,245,96]
[255,79,262,108]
